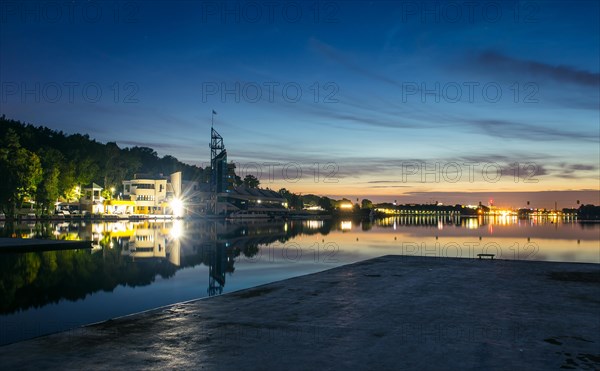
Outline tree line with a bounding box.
[0,116,209,217]
[0,116,353,218]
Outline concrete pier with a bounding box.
[0,238,91,253]
[0,256,598,370]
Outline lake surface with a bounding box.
[0,216,598,345]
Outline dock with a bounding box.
[0,238,91,253]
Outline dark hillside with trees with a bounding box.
[0,116,209,216]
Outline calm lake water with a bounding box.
[0,216,598,345]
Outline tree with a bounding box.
[361,199,373,209]
[75,157,99,186]
[36,166,60,215]
[15,149,43,212]
[243,174,260,188]
[103,142,124,189]
[290,193,303,210]
[60,162,78,201]
[129,146,159,173]
[278,188,305,210]
[278,188,291,198]
[0,129,42,217]
[0,117,217,217]
[36,148,64,215]
[101,188,115,200]
[318,196,333,211]
[578,204,600,220]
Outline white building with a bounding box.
[81,183,104,214]
[121,172,182,216]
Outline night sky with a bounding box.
[1,0,598,207]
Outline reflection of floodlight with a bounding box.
[306,220,323,229]
[170,220,183,239]
[170,198,184,218]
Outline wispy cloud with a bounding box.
[367,180,406,184]
[305,103,596,143]
[309,38,407,89]
[466,119,596,142]
[568,164,597,171]
[371,185,412,188]
[116,140,186,151]
[477,51,600,88]
[553,163,598,179]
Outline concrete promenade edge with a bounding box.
[0,238,91,253]
[0,255,598,370]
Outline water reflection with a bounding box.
[0,220,302,316]
[0,216,597,345]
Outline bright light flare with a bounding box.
[170,220,183,239]
[341,221,352,230]
[305,220,324,229]
[170,198,184,218]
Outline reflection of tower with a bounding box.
[167,237,181,266]
[207,243,228,296]
[209,127,227,214]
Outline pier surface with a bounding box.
[0,238,91,253]
[1,256,598,370]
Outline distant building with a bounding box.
[80,183,104,214]
[216,186,288,215]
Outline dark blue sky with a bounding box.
[1,0,598,206]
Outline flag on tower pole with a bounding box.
[211,110,217,128]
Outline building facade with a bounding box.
[121,172,182,215]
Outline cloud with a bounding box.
[477,51,600,88]
[307,107,423,130]
[309,38,403,88]
[568,164,597,171]
[302,98,595,144]
[329,156,595,184]
[553,163,598,179]
[467,119,595,142]
[116,140,186,151]
[371,185,412,188]
[314,154,548,180]
[367,180,406,184]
